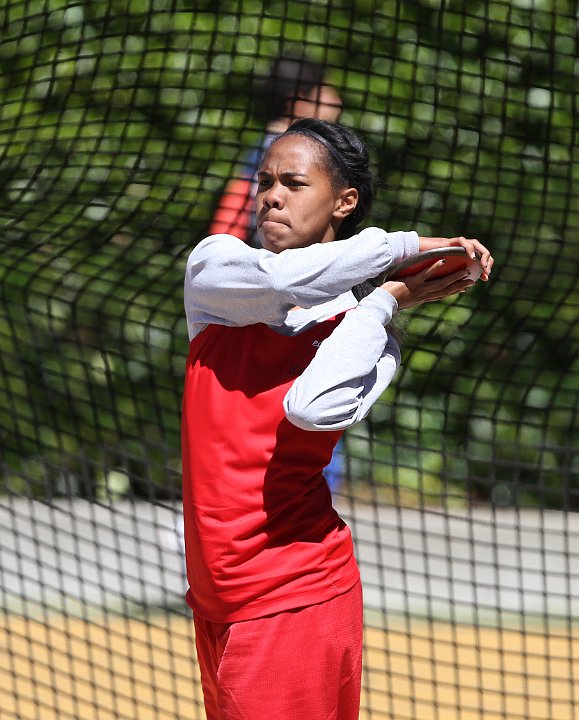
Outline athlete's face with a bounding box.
[256,136,358,253]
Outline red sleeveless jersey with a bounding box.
[181,317,360,622]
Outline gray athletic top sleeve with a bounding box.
[184,227,419,430]
[283,289,400,431]
[184,227,418,338]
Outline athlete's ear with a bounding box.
[333,187,359,220]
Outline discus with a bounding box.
[380,247,483,283]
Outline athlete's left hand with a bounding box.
[419,236,494,281]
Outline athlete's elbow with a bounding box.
[284,400,360,432]
[285,409,318,431]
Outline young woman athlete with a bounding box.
[181,118,493,720]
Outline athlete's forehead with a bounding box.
[259,134,325,176]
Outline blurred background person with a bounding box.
[208,53,346,493]
[209,53,342,247]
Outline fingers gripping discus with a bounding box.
[352,247,483,301]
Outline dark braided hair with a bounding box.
[279,118,376,240]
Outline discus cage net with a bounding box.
[1,1,578,719]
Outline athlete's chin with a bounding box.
[261,239,286,254]
[259,227,294,253]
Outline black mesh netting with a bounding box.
[1,2,578,719]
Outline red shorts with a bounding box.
[193,580,363,720]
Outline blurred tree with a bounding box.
[0,0,577,506]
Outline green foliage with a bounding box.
[0,0,577,505]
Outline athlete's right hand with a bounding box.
[380,261,475,310]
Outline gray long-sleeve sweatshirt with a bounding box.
[184,227,419,431]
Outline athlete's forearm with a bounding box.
[283,289,400,431]
[184,229,418,336]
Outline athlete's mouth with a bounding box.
[259,214,289,228]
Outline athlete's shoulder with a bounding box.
[187,234,250,264]
[194,233,245,250]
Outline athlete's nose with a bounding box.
[263,183,284,209]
